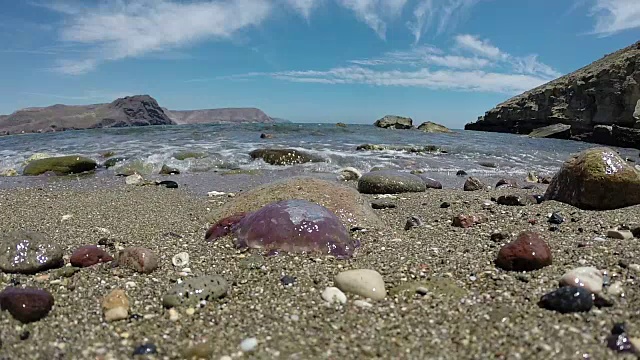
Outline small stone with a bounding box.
[102,289,129,322]
[157,180,178,188]
[559,267,604,294]
[240,337,258,352]
[353,299,373,308]
[133,343,157,356]
[548,212,564,225]
[280,275,296,286]
[371,200,396,209]
[532,195,544,204]
[440,202,450,208]
[452,214,487,228]
[607,333,635,354]
[612,322,627,335]
[490,232,509,242]
[125,174,144,185]
[0,287,54,323]
[321,287,347,304]
[162,275,228,308]
[497,194,536,206]
[185,307,196,316]
[607,228,633,240]
[239,254,265,269]
[61,214,73,221]
[337,167,362,181]
[456,170,467,176]
[404,216,423,230]
[538,287,593,313]
[0,230,64,274]
[183,339,214,359]
[495,179,518,188]
[171,252,189,267]
[70,245,114,267]
[159,164,180,175]
[495,231,552,271]
[334,269,386,300]
[19,330,30,340]
[607,281,624,296]
[629,264,640,273]
[116,247,159,274]
[463,177,486,191]
[168,308,180,321]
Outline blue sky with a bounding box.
[0,0,639,127]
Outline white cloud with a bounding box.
[407,0,480,44]
[589,0,640,35]
[47,0,272,74]
[350,46,489,69]
[336,0,408,39]
[285,0,321,19]
[454,34,503,59]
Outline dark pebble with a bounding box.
[490,232,509,242]
[606,333,635,353]
[70,245,114,267]
[404,216,423,230]
[548,225,559,232]
[19,330,30,340]
[133,343,158,356]
[157,180,178,188]
[612,322,627,335]
[0,287,54,323]
[129,313,143,321]
[370,200,396,209]
[619,260,629,269]
[440,202,451,208]
[532,195,544,204]
[548,212,564,224]
[538,286,593,313]
[456,170,467,176]
[280,275,296,286]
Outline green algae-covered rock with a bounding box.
[544,147,640,210]
[23,155,97,176]
[357,170,426,194]
[249,148,324,165]
[162,275,228,307]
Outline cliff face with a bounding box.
[465,41,640,148]
[164,107,274,124]
[0,95,174,135]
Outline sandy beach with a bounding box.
[0,174,638,360]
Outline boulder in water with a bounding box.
[544,147,640,210]
[23,155,97,176]
[417,121,452,133]
[374,115,413,129]
[249,148,324,165]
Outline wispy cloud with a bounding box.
[588,0,640,35]
[45,0,272,74]
[285,0,321,19]
[407,0,480,44]
[336,0,408,40]
[217,33,560,94]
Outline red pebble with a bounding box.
[70,245,114,267]
[452,213,487,228]
[495,231,552,271]
[0,287,54,323]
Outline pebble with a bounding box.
[607,228,634,240]
[116,247,159,274]
[337,167,362,181]
[61,214,73,221]
[370,199,396,209]
[548,212,564,224]
[538,286,593,313]
[0,287,54,323]
[0,230,64,274]
[102,289,130,322]
[157,180,178,188]
[168,308,180,321]
[496,194,536,206]
[490,231,510,242]
[321,287,347,304]
[207,191,227,197]
[182,339,214,359]
[70,245,114,267]
[133,343,157,356]
[629,264,640,273]
[280,275,296,286]
[495,231,552,271]
[456,170,467,176]
[404,216,423,230]
[440,202,450,208]
[125,174,144,185]
[559,267,604,294]
[451,213,487,228]
[240,337,258,352]
[334,269,386,300]
[162,275,228,307]
[171,252,190,267]
[353,299,373,308]
[607,281,624,296]
[463,177,486,191]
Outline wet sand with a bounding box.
[0,175,639,359]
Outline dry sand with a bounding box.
[0,176,639,359]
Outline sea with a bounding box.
[0,123,637,195]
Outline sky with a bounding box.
[0,0,639,127]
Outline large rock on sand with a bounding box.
[544,147,640,210]
[23,155,97,176]
[357,170,426,194]
[206,177,379,230]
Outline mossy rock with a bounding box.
[173,151,207,160]
[249,148,324,166]
[23,155,97,176]
[23,153,51,165]
[544,147,640,210]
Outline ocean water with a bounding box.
[0,123,636,193]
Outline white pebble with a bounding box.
[629,264,640,273]
[207,191,227,197]
[61,214,73,221]
[125,174,144,185]
[240,337,258,352]
[607,228,633,240]
[321,287,347,304]
[353,300,372,308]
[559,267,604,294]
[172,252,190,267]
[168,308,180,321]
[607,281,624,296]
[334,269,387,300]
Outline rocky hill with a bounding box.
[0,96,277,135]
[163,107,273,124]
[465,41,640,148]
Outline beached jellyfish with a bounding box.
[228,199,358,258]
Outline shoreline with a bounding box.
[0,173,638,359]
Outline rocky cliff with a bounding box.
[465,41,640,149]
[0,95,174,135]
[0,96,277,135]
[163,107,274,124]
